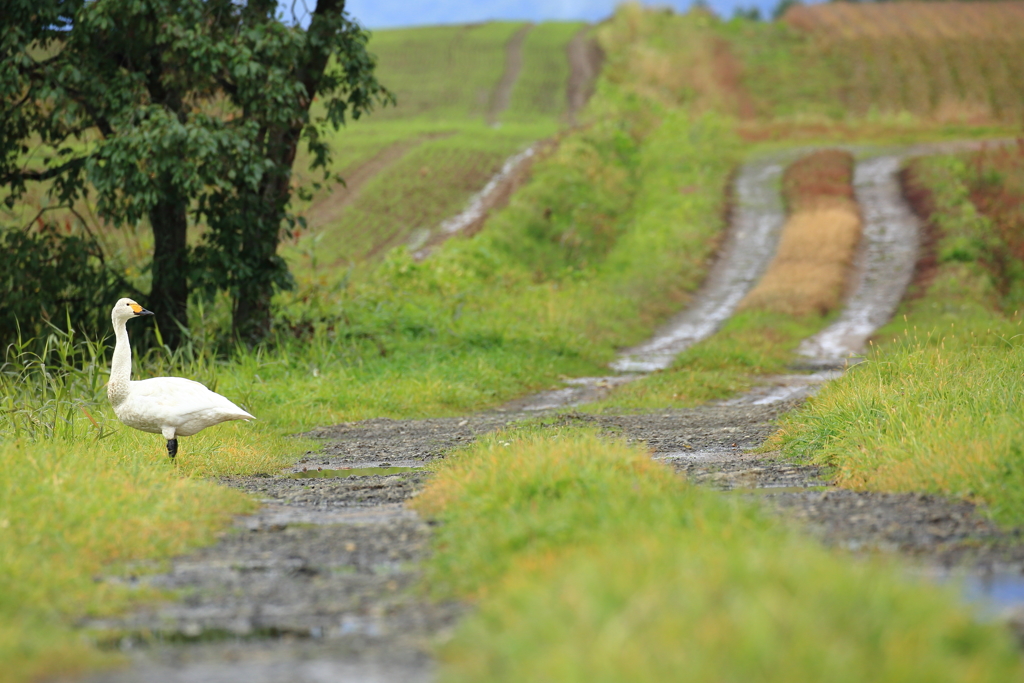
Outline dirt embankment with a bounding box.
[566,28,604,126]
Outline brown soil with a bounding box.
[566,28,604,125]
[898,163,943,301]
[740,149,861,317]
[709,37,757,121]
[782,149,856,212]
[486,24,533,127]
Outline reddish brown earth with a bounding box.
[566,27,603,126]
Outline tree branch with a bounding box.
[9,156,88,184]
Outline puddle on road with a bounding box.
[963,573,1024,612]
[917,569,1024,615]
[288,467,420,479]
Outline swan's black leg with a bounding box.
[167,438,178,459]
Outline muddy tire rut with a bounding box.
[76,143,1024,681]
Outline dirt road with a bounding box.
[75,144,1024,682]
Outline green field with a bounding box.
[6,2,1024,681]
[286,20,585,270]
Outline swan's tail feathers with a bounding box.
[231,408,256,422]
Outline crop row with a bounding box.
[784,3,1024,122]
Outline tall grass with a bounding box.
[412,424,1023,682]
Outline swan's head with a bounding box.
[111,298,154,324]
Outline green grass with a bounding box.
[772,152,1024,525]
[0,325,317,682]
[9,7,1024,682]
[411,423,1023,682]
[290,124,544,269]
[504,22,585,123]
[286,20,587,273]
[362,22,527,123]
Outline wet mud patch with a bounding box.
[293,414,518,469]
[226,471,430,509]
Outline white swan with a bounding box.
[107,298,254,459]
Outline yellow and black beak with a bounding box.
[130,303,155,317]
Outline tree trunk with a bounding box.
[149,196,189,349]
[230,147,293,345]
[228,0,345,345]
[230,216,276,345]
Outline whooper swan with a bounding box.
[107,298,254,459]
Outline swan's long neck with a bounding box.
[107,317,132,407]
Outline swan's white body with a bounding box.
[107,298,253,457]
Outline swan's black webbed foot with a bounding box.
[167,438,178,459]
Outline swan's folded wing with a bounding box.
[130,377,254,421]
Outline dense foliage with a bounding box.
[1,0,391,346]
[0,222,135,343]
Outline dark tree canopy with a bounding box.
[1,0,392,346]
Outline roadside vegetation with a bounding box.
[772,142,1024,526]
[411,421,1024,682]
[5,1,1024,681]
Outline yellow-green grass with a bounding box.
[286,19,588,274]
[0,327,323,681]
[411,425,1023,682]
[0,92,740,681]
[287,124,546,271]
[0,437,255,683]
[771,152,1024,526]
[264,108,744,425]
[362,22,528,123]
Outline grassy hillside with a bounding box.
[287,21,586,270]
[784,2,1024,123]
